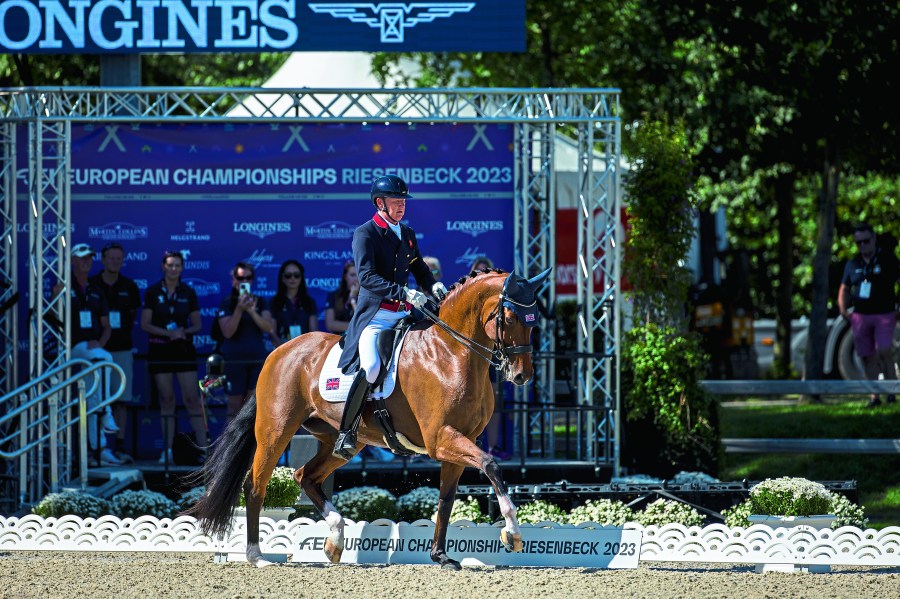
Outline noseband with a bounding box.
[420,292,532,372]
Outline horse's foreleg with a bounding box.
[433,430,523,554]
[483,454,523,552]
[432,461,465,570]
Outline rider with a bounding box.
[333,175,449,460]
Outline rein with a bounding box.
[419,289,533,371]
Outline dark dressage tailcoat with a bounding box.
[338,212,436,374]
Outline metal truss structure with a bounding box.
[0,88,622,501]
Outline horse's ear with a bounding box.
[526,267,552,288]
[502,272,524,296]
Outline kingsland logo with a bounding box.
[0,0,299,52]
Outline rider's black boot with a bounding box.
[332,370,371,460]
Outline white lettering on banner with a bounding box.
[446,220,504,238]
[125,251,148,262]
[0,0,299,51]
[340,167,462,185]
[303,221,355,240]
[232,222,291,239]
[72,168,169,186]
[133,278,148,289]
[303,250,353,262]
[87,222,149,240]
[245,249,275,269]
[181,278,220,297]
[288,522,642,568]
[307,277,341,291]
[172,167,335,186]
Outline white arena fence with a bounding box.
[1,515,899,570]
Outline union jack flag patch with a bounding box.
[525,313,536,323]
[325,377,340,391]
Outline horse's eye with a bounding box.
[505,314,515,325]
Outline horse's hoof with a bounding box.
[255,558,275,568]
[441,559,462,571]
[324,538,343,563]
[501,530,523,553]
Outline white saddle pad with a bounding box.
[318,336,406,403]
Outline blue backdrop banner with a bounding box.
[0,0,525,54]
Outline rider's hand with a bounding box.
[432,282,448,301]
[404,287,427,309]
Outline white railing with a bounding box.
[0,359,125,509]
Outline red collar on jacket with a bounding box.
[373,212,390,228]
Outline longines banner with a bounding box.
[0,0,525,54]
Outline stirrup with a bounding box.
[333,431,357,460]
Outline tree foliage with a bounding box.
[624,117,698,326]
[1,53,287,87]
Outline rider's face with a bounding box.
[379,196,406,222]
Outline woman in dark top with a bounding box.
[140,250,205,464]
[269,259,318,346]
[324,260,359,333]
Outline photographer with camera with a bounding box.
[216,261,274,423]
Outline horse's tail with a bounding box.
[183,393,258,538]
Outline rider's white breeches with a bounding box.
[359,308,408,383]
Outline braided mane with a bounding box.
[439,267,506,304]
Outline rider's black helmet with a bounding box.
[370,175,413,206]
[206,353,225,376]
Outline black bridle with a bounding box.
[419,292,533,373]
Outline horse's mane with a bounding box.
[440,267,506,305]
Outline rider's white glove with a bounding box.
[404,287,427,309]
[432,282,448,301]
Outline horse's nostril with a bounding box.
[513,373,525,385]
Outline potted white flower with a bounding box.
[746,477,836,530]
[236,467,300,521]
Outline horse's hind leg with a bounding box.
[244,419,304,567]
[433,430,523,554]
[294,435,359,563]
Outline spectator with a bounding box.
[423,256,442,281]
[838,223,900,407]
[89,242,141,463]
[54,243,120,465]
[470,255,494,274]
[270,259,318,346]
[140,250,205,464]
[324,260,359,334]
[216,261,274,422]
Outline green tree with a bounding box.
[1,53,287,87]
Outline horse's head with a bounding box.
[491,268,552,385]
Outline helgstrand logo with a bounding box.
[233,222,291,239]
[446,220,503,238]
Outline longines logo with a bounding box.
[303,221,355,240]
[16,222,74,234]
[182,278,220,297]
[307,277,342,291]
[233,222,292,240]
[87,222,148,240]
[309,3,476,44]
[446,220,504,238]
[171,220,210,242]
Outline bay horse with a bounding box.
[187,268,550,570]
